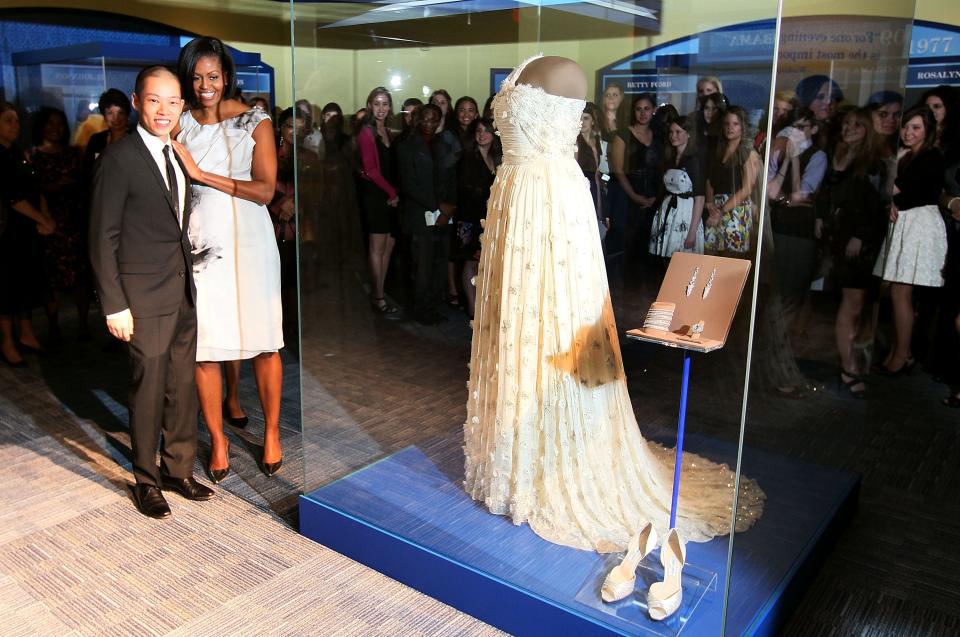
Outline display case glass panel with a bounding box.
[291,1,811,634]
[730,0,922,634]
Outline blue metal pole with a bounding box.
[670,350,692,529]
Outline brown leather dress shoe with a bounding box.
[160,476,216,501]
[132,484,172,519]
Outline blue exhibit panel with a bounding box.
[300,433,858,636]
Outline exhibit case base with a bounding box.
[300,431,859,636]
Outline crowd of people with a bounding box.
[278,73,960,404]
[274,87,503,324]
[2,58,960,476]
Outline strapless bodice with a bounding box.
[492,63,585,165]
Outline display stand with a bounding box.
[627,253,751,526]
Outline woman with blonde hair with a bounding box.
[599,82,624,141]
[696,76,723,101]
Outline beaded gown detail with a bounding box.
[463,56,764,553]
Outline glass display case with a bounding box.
[289,0,923,635]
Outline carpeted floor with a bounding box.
[0,334,502,636]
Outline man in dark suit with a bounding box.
[398,103,458,325]
[89,65,214,518]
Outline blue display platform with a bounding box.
[300,432,859,636]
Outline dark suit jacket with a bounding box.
[398,133,457,235]
[89,132,196,319]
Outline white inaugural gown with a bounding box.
[464,56,764,552]
[178,109,283,361]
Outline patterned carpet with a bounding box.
[0,336,502,636]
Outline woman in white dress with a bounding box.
[172,37,284,481]
[464,55,764,553]
[649,114,705,259]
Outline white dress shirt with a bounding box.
[105,126,187,320]
[136,124,186,225]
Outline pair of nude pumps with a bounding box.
[600,523,686,621]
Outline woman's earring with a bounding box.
[702,268,717,299]
[685,266,699,297]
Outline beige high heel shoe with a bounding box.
[601,522,658,603]
[647,528,686,620]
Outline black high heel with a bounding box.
[839,370,866,399]
[260,457,282,477]
[370,296,399,315]
[222,401,248,429]
[876,358,915,377]
[205,439,231,484]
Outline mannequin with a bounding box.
[515,55,587,101]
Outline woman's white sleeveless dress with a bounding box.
[463,56,764,552]
[178,109,283,361]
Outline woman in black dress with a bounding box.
[608,93,660,286]
[444,96,481,304]
[455,117,500,318]
[815,107,887,397]
[29,107,91,343]
[576,102,607,239]
[356,87,401,316]
[938,158,960,406]
[0,102,55,366]
[270,107,321,345]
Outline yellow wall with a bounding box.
[302,0,781,110]
[294,0,958,111]
[7,0,960,111]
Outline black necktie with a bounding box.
[162,145,180,223]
